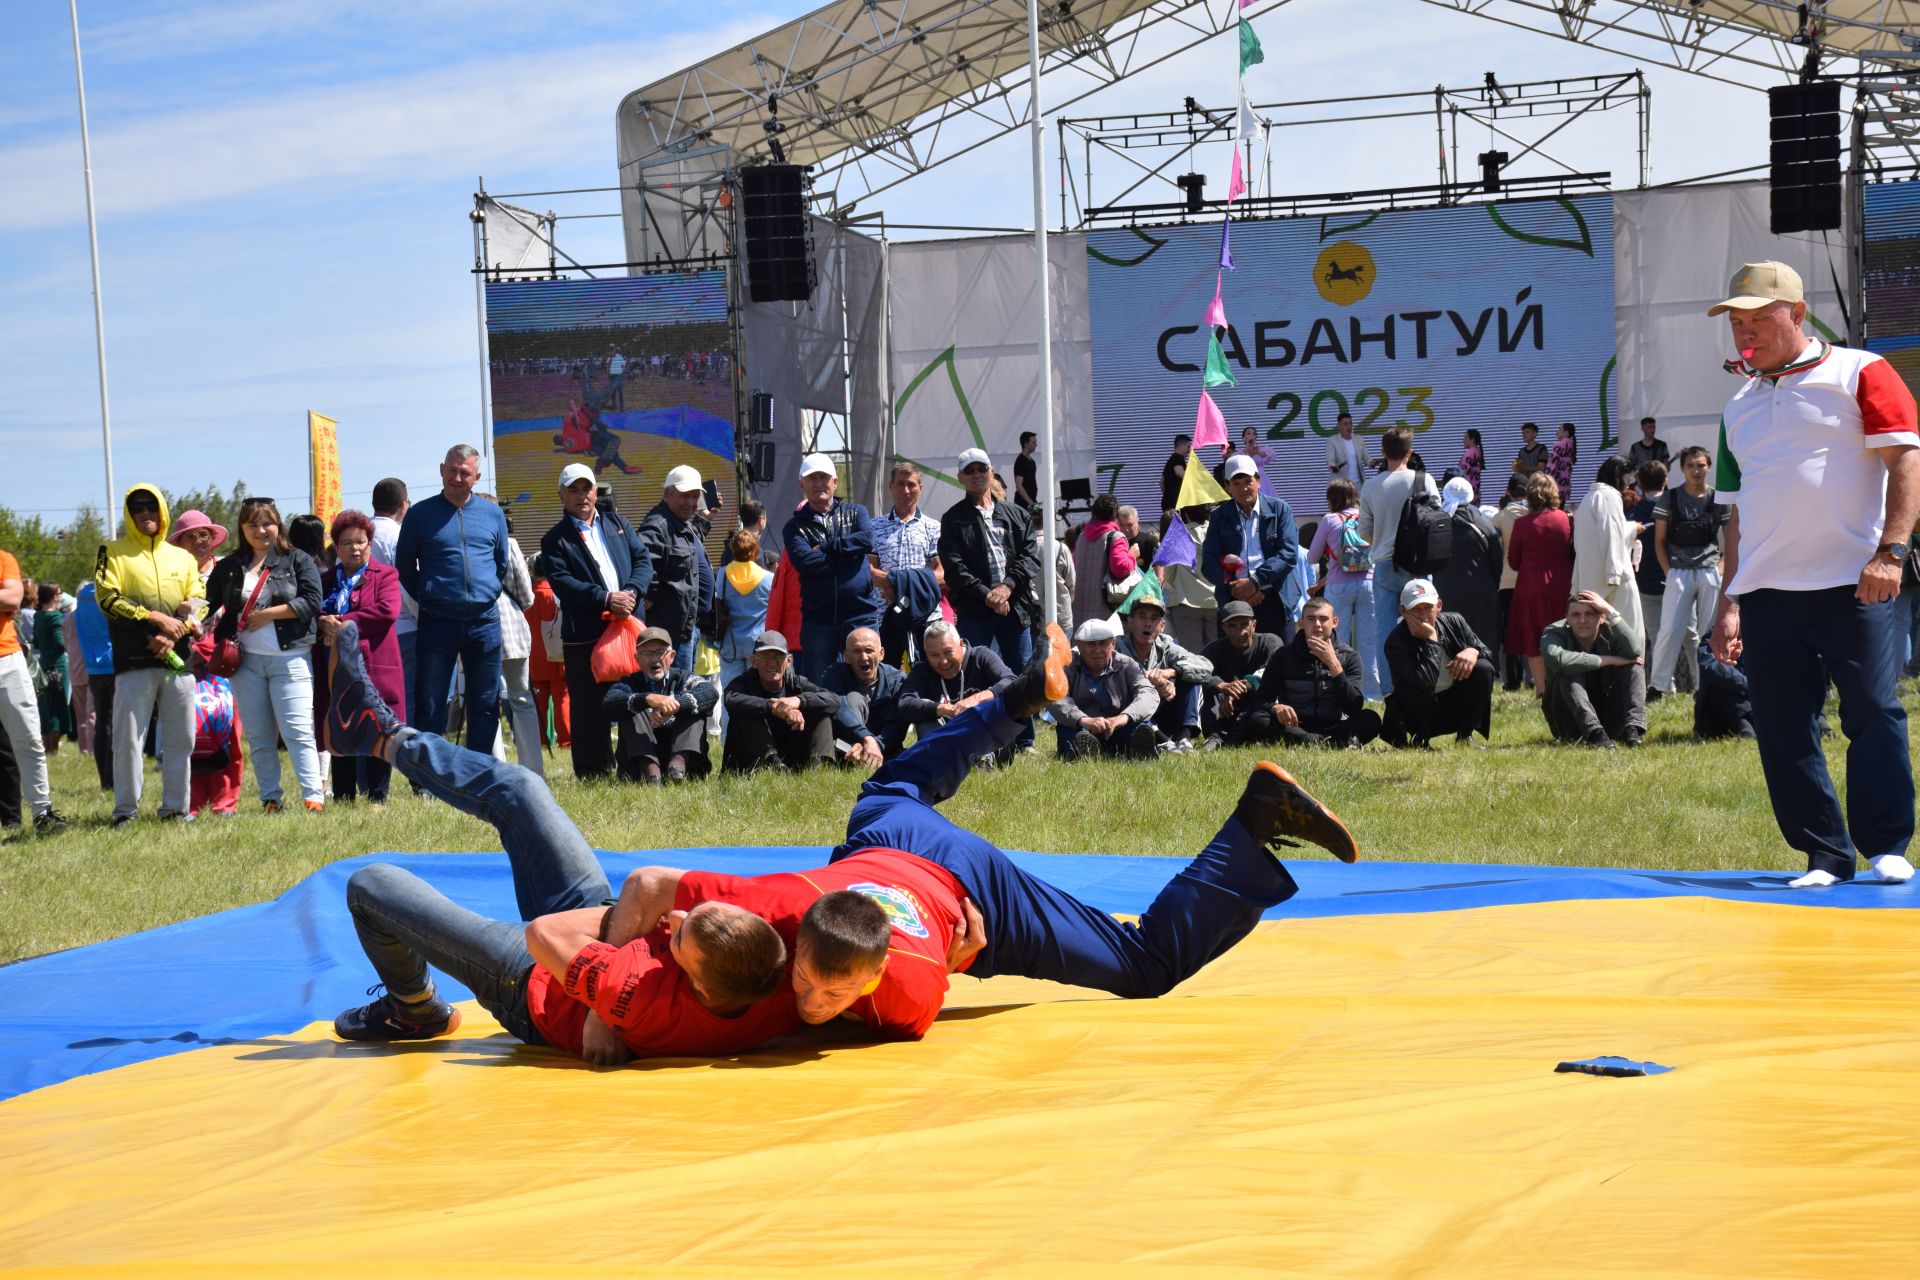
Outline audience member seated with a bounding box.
[1197,600,1282,748]
[1382,578,1493,750]
[1693,638,1755,741]
[720,631,839,773]
[603,626,718,782]
[1540,589,1647,749]
[1050,618,1163,761]
[895,621,1013,750]
[1241,597,1381,748]
[1116,590,1213,747]
[820,626,904,766]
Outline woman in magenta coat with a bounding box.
[1504,471,1575,695]
[316,509,405,806]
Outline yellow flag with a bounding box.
[309,412,341,527]
[1175,451,1228,510]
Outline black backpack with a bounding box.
[1392,469,1453,575]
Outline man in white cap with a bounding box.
[1380,577,1492,750]
[639,464,715,682]
[539,460,653,779]
[1047,616,1163,760]
[937,446,1040,748]
[1707,259,1920,887]
[1198,451,1302,643]
[782,453,884,683]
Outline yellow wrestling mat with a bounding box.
[4,896,1918,1277]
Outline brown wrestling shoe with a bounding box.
[1233,761,1358,863]
[1000,621,1075,720]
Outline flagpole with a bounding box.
[68,0,115,523]
[1025,0,1059,628]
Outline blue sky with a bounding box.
[0,0,1766,531]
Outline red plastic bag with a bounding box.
[590,613,643,683]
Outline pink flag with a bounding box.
[1227,149,1246,203]
[1193,390,1229,450]
[1204,274,1226,328]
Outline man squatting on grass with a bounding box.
[324,620,1356,1059]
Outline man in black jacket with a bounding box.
[894,620,1014,753]
[1381,578,1493,749]
[721,631,841,773]
[820,627,906,764]
[1243,597,1380,747]
[539,462,654,779]
[601,627,717,782]
[938,448,1039,747]
[1198,601,1284,747]
[638,465,715,682]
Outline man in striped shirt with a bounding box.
[868,461,942,666]
[1708,260,1920,887]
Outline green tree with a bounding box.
[162,480,251,540]
[0,504,109,598]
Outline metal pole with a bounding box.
[471,185,496,479]
[1026,0,1059,628]
[68,0,114,524]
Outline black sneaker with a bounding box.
[333,987,463,1042]
[1127,725,1165,759]
[33,810,70,835]
[1582,728,1615,749]
[1001,622,1072,720]
[111,814,132,830]
[324,621,405,757]
[1070,729,1100,761]
[1233,761,1358,863]
[1620,730,1643,749]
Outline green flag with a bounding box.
[1115,569,1167,618]
[1204,331,1237,388]
[1239,18,1264,74]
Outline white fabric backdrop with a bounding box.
[1612,181,1850,459]
[887,233,1094,518]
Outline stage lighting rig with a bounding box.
[1176,172,1207,213]
[763,93,788,164]
[1478,149,1509,193]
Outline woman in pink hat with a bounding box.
[167,509,228,577]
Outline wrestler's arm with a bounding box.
[525,909,609,981]
[604,865,688,946]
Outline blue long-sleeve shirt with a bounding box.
[783,500,883,629]
[394,494,512,620]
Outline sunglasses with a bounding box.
[960,464,989,475]
[127,500,160,514]
[239,498,276,509]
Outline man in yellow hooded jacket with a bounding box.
[94,485,206,826]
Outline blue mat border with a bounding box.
[1,848,1911,1103]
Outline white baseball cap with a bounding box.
[957,447,992,471]
[558,463,597,490]
[1224,454,1260,481]
[1400,578,1440,610]
[800,452,837,478]
[663,464,703,493]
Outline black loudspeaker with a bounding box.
[741,165,817,303]
[748,390,775,435]
[750,441,777,486]
[1769,82,1843,234]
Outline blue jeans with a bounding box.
[230,647,324,805]
[412,607,504,755]
[1370,562,1412,698]
[345,730,614,1043]
[396,628,417,724]
[1900,587,1920,676]
[1740,586,1914,878]
[1322,574,1380,701]
[955,611,1033,747]
[835,700,1299,997]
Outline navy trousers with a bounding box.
[834,700,1298,997]
[1740,586,1915,878]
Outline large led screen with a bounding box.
[1085,195,1617,516]
[486,271,734,558]
[1864,180,1920,395]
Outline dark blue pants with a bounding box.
[834,700,1298,997]
[956,611,1034,747]
[1740,586,1914,878]
[412,607,504,756]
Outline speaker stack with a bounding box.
[1769,82,1843,234]
[741,165,818,303]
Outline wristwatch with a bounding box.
[1876,541,1911,562]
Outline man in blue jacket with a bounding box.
[782,453,883,681]
[1199,455,1303,643]
[395,445,514,755]
[540,461,653,780]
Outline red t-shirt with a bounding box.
[676,849,970,1040]
[523,929,800,1057]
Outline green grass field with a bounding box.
[2,686,1906,964]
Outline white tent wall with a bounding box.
[739,217,887,511]
[887,232,1095,518]
[1612,181,1849,460]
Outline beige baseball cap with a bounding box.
[1707,261,1804,316]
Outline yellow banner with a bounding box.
[308,412,340,528]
